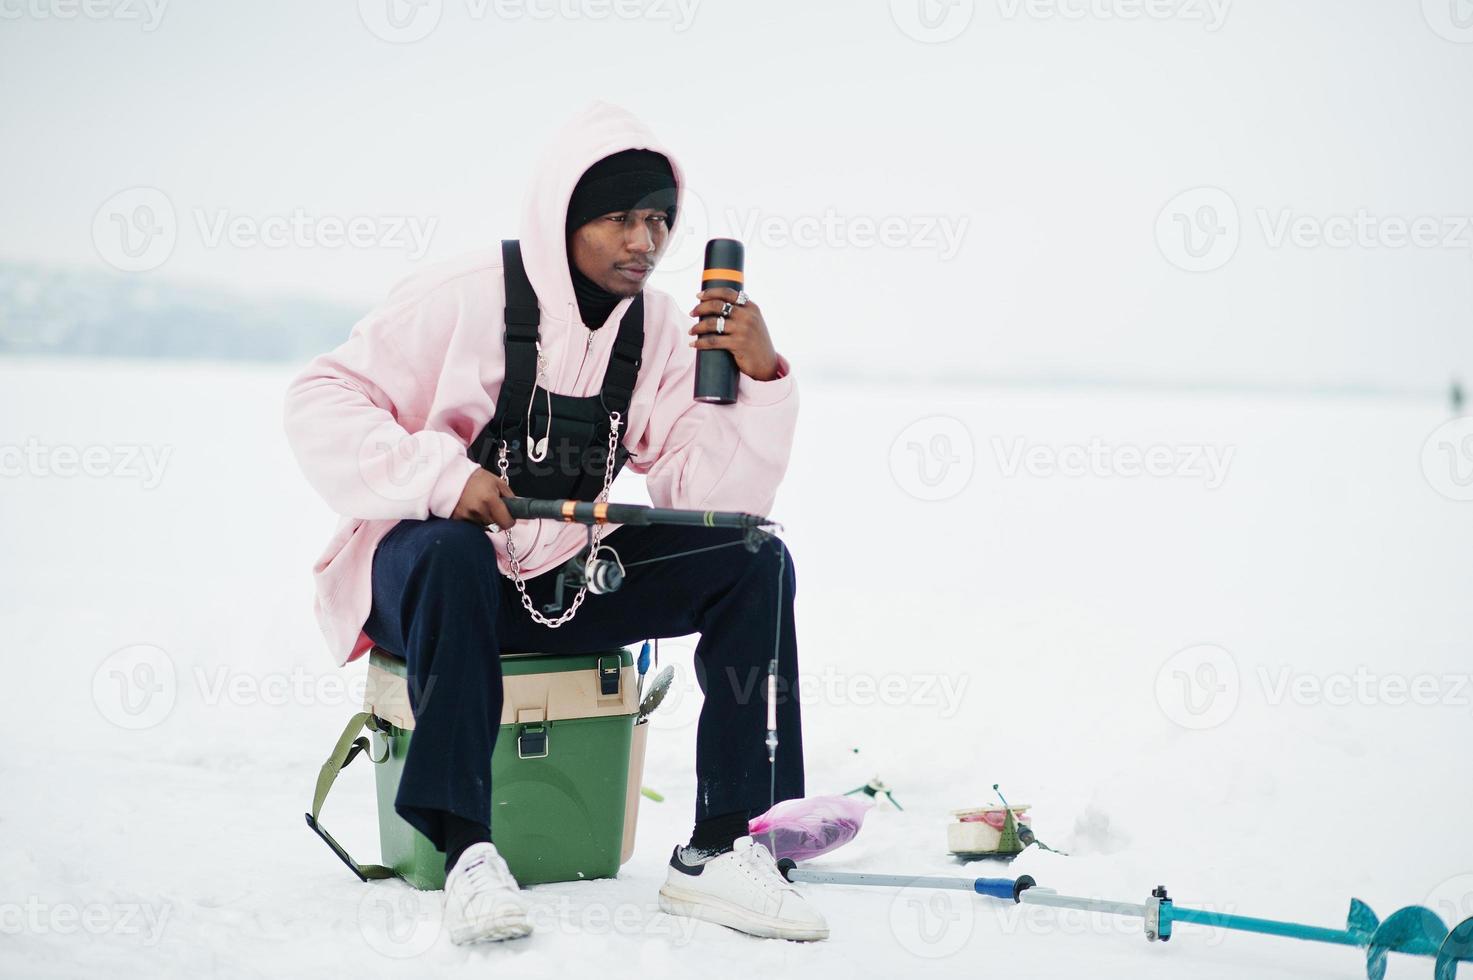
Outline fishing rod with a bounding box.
[502,497,773,529]
[774,863,1473,979]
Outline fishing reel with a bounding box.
[560,524,625,595]
[579,544,625,595]
[534,512,776,618]
[539,531,625,616]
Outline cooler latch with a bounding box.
[598,655,621,697]
[516,707,548,759]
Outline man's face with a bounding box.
[568,208,671,297]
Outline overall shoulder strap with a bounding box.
[499,240,540,422]
[600,292,644,418]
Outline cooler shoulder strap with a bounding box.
[304,711,396,882]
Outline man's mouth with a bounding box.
[616,264,652,282]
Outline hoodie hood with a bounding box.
[519,102,686,331]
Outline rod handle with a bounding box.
[973,874,1037,903]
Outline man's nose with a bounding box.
[626,223,655,253]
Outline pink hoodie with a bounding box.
[283,103,799,666]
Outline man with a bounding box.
[282,102,827,944]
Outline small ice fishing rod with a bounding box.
[502,497,772,529]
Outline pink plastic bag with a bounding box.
[747,795,873,861]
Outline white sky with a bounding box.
[3,0,1472,388]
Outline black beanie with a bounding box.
[565,149,677,234]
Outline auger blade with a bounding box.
[637,664,675,722]
[1348,898,1380,941]
[1434,916,1473,980]
[1365,906,1449,980]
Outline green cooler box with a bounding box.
[310,645,650,890]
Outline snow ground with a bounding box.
[1,357,1470,979]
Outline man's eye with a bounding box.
[648,214,668,225]
[606,214,627,222]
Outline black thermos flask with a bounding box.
[694,238,744,404]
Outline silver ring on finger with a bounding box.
[715,316,726,335]
[719,301,733,317]
[735,290,749,306]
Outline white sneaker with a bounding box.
[443,842,533,944]
[657,834,829,941]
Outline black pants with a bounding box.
[362,516,805,853]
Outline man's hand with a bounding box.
[452,468,518,529]
[688,288,780,382]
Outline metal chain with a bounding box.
[495,411,622,628]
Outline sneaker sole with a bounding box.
[448,911,533,945]
[657,884,829,942]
